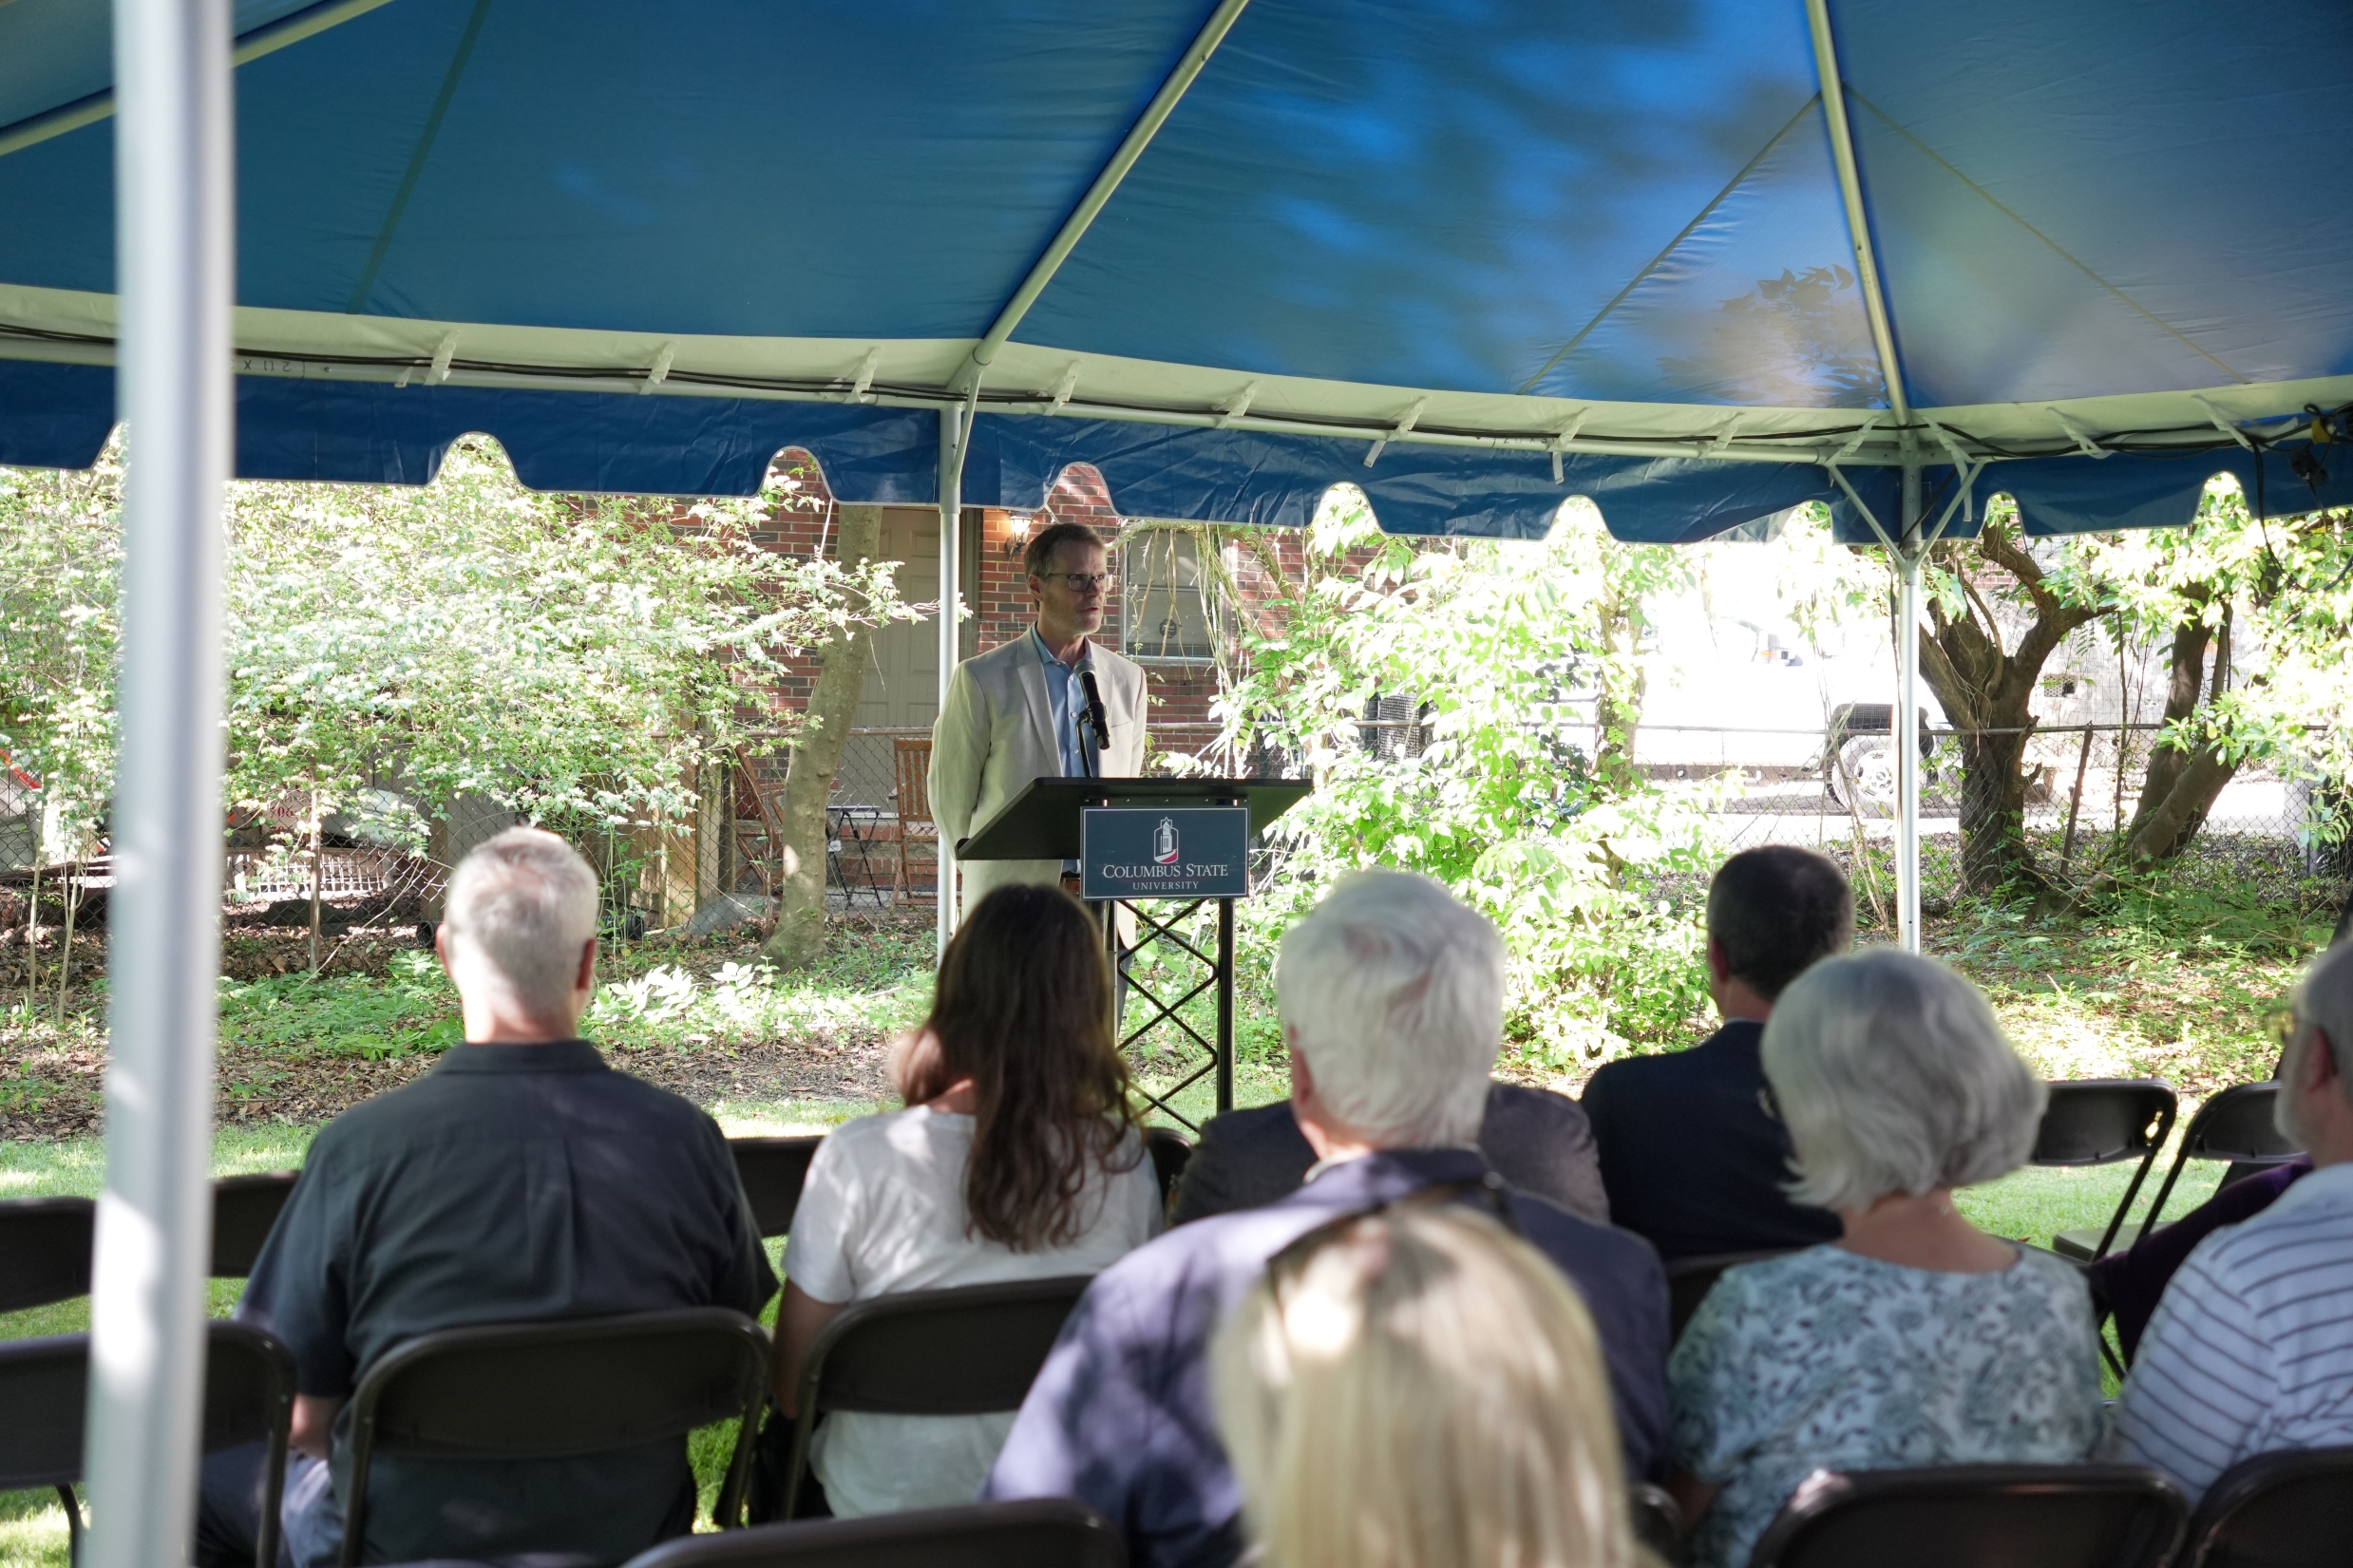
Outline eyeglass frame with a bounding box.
[1033,570,1116,594]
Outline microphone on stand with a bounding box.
[1079,671,1112,773]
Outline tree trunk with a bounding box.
[2115,599,2236,867]
[1912,518,2100,899]
[1591,576,1647,798]
[763,505,883,970]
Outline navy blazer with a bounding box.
[1579,1019,1842,1261]
[981,1147,1670,1568]
[1168,1082,1608,1226]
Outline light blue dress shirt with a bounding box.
[1030,628,1098,779]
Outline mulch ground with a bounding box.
[1,1030,893,1143]
[0,914,898,1142]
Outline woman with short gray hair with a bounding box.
[1665,948,2102,1568]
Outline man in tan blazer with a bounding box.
[929,521,1147,920]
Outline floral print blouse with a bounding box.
[1668,1244,2105,1568]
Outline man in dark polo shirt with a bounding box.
[197,828,775,1568]
[1580,845,1851,1260]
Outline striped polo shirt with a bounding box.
[2110,1161,2353,1500]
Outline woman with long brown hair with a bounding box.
[774,883,1158,1516]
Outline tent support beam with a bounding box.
[83,2,234,1566]
[937,399,974,957]
[0,0,395,161]
[1805,0,1910,428]
[957,0,1252,389]
[1895,463,1923,952]
[1824,457,1982,954]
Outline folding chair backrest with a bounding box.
[0,1324,296,1568]
[0,1335,90,1492]
[2183,1084,2297,1163]
[2034,1082,2179,1261]
[618,1500,1124,1568]
[805,1275,1091,1417]
[2032,1082,2177,1165]
[342,1310,769,1566]
[2179,1445,2353,1568]
[778,1276,1092,1519]
[894,738,932,825]
[0,1195,94,1313]
[1665,1250,1796,1346]
[1746,1464,2186,1568]
[2142,1083,2303,1237]
[1143,1126,1191,1208]
[213,1170,299,1277]
[730,1137,823,1238]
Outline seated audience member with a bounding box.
[2088,1155,2311,1361]
[982,870,1670,1568]
[1169,1078,1606,1225]
[2109,940,2353,1499]
[1212,1205,1645,1568]
[1668,949,2102,1568]
[769,884,1161,1517]
[1581,846,1850,1259]
[198,828,776,1568]
[2084,916,2349,1358]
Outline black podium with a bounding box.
[958,778,1310,1127]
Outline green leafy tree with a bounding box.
[1214,492,1719,1067]
[0,438,907,934]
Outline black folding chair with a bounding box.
[2137,1083,2302,1240]
[619,1499,1123,1568]
[1628,1482,1681,1558]
[2176,1445,2353,1568]
[1665,1249,1797,1346]
[731,1137,824,1238]
[0,1195,95,1313]
[2033,1081,2178,1261]
[1745,1464,2186,1568]
[777,1275,1093,1521]
[1142,1125,1192,1209]
[339,1309,769,1566]
[0,1322,295,1568]
[212,1171,299,1277]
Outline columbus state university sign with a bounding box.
[1081,806,1250,900]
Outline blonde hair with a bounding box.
[1210,1205,1641,1568]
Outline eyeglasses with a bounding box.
[1040,572,1115,594]
[1264,1173,1520,1302]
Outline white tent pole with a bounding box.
[85,0,234,1564]
[937,405,963,957]
[1896,462,1923,954]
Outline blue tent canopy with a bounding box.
[3,0,2348,539]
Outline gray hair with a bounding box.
[443,826,598,1020]
[1275,870,1503,1148]
[1761,948,2045,1212]
[2281,942,2353,1138]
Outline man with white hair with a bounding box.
[979,869,1669,1568]
[2109,940,2353,1500]
[197,827,775,1568]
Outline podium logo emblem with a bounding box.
[1152,817,1180,865]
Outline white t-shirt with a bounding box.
[783,1105,1162,1517]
